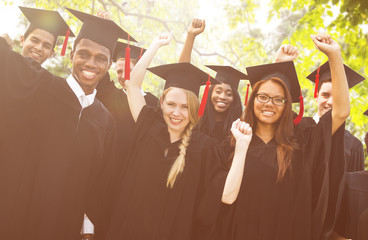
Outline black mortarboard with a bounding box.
[364,110,368,116]
[205,65,248,89]
[246,61,301,103]
[306,61,365,97]
[19,6,75,55]
[147,62,218,97]
[19,6,75,39]
[113,42,146,62]
[66,8,137,55]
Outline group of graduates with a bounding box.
[0,5,367,240]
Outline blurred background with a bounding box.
[1,0,368,167]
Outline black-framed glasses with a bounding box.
[256,94,287,106]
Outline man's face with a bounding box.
[317,81,333,117]
[20,28,55,64]
[70,38,112,95]
[115,58,135,89]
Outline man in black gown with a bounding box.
[0,8,135,240]
[301,62,366,172]
[1,6,75,64]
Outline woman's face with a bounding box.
[254,81,286,126]
[211,83,234,113]
[161,88,190,135]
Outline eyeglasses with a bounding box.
[256,94,287,106]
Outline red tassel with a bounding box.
[61,28,70,56]
[138,48,143,60]
[244,83,250,107]
[198,74,211,117]
[293,90,304,125]
[124,35,131,80]
[314,66,320,98]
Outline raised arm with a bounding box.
[311,33,349,135]
[126,33,171,122]
[178,19,205,63]
[274,44,299,63]
[221,119,252,204]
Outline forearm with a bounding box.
[130,41,162,89]
[221,139,248,204]
[329,50,350,133]
[178,34,196,63]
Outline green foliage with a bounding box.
[5,0,368,167]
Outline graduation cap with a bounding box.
[364,110,368,117]
[19,6,75,56]
[66,8,137,57]
[147,62,219,116]
[306,61,366,98]
[113,42,146,62]
[246,61,304,125]
[205,65,250,106]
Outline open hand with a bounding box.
[274,44,299,62]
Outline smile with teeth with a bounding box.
[262,110,275,116]
[31,51,41,58]
[82,70,97,79]
[216,101,227,108]
[170,118,183,124]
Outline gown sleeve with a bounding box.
[192,137,232,240]
[298,111,346,240]
[345,134,365,172]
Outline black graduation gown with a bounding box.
[105,105,227,240]
[96,74,159,172]
[299,117,364,172]
[0,42,118,240]
[204,111,345,240]
[334,171,368,239]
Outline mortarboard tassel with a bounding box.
[244,83,250,107]
[293,89,304,125]
[124,35,131,80]
[138,48,144,60]
[61,28,70,56]
[198,74,211,117]
[314,66,320,98]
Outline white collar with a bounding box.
[313,112,320,123]
[66,74,97,108]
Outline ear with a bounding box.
[160,96,164,109]
[20,35,24,47]
[70,50,74,62]
[49,49,55,58]
[107,60,112,71]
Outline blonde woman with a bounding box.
[105,33,226,240]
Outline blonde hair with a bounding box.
[162,87,200,188]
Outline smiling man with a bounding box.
[18,6,74,64]
[0,8,134,240]
[301,62,366,173]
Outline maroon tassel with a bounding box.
[61,28,70,56]
[244,83,250,107]
[138,48,143,60]
[198,74,211,117]
[314,66,320,98]
[293,90,304,125]
[124,35,131,80]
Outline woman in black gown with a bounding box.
[178,19,244,141]
[105,33,227,240]
[210,33,349,240]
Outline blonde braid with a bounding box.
[166,124,194,188]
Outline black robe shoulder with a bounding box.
[106,105,228,240]
[0,43,118,240]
